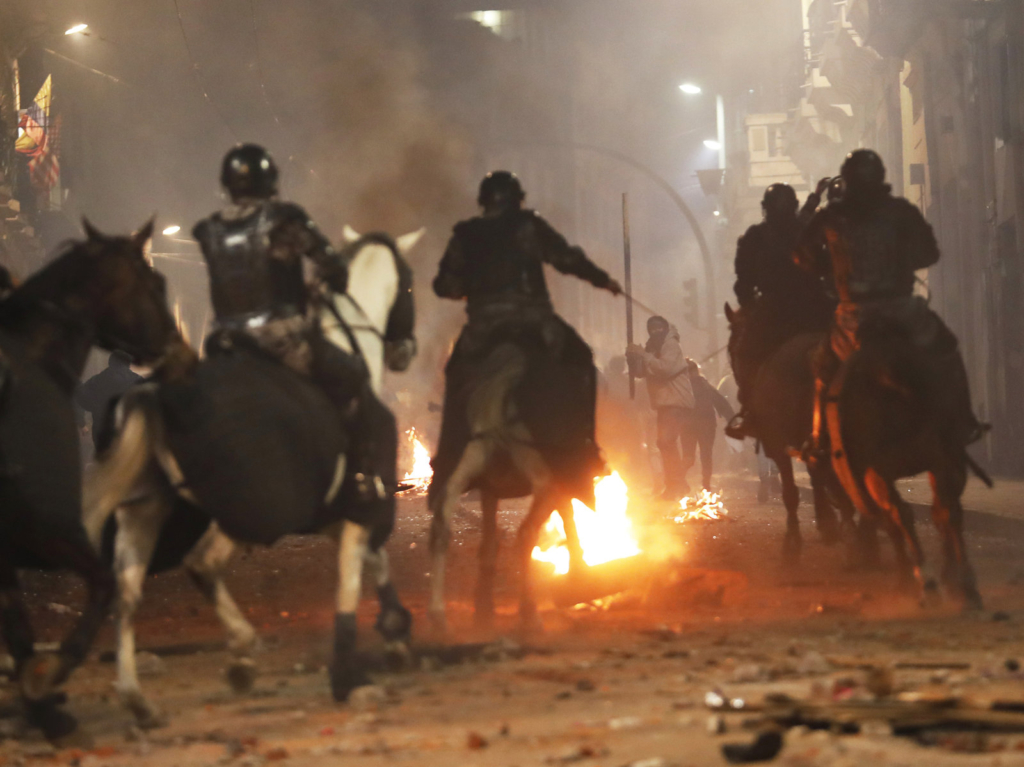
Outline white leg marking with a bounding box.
[365,547,390,590]
[183,524,256,658]
[338,521,371,614]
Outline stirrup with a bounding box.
[725,413,752,440]
[800,439,829,470]
[353,473,387,502]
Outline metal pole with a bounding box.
[623,193,635,400]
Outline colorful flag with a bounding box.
[15,76,59,193]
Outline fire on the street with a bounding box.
[402,428,433,494]
[674,489,728,523]
[531,472,641,576]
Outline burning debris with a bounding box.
[674,490,727,523]
[531,472,642,577]
[401,428,433,495]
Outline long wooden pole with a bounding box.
[623,193,635,400]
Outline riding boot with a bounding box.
[0,354,19,477]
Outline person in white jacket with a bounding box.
[626,316,697,500]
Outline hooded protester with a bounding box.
[626,316,696,500]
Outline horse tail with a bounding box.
[965,452,994,489]
[82,386,161,551]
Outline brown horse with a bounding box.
[826,323,988,609]
[725,304,850,564]
[0,219,178,739]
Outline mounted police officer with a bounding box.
[796,149,984,462]
[431,171,621,496]
[193,143,381,501]
[726,179,833,440]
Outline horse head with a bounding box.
[77,218,179,365]
[326,227,424,392]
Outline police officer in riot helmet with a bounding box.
[796,149,985,461]
[431,171,622,500]
[725,179,833,440]
[193,143,382,501]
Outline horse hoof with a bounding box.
[427,610,448,639]
[516,610,544,638]
[19,653,65,703]
[375,605,413,644]
[26,699,82,744]
[816,520,841,546]
[125,695,167,730]
[781,536,802,566]
[383,641,413,671]
[330,667,372,703]
[960,589,985,614]
[757,487,769,505]
[920,580,942,609]
[226,659,258,695]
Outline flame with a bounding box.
[531,472,641,576]
[402,428,433,494]
[674,489,727,523]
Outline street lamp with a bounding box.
[679,81,726,170]
[64,24,88,36]
[162,225,181,236]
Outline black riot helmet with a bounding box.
[220,144,279,201]
[761,183,799,222]
[478,171,525,211]
[840,149,886,197]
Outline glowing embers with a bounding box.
[674,489,728,523]
[531,472,642,577]
[402,428,433,495]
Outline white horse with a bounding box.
[84,229,422,726]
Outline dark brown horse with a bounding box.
[725,304,850,563]
[0,220,178,740]
[827,324,988,608]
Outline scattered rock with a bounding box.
[135,652,166,678]
[722,731,783,763]
[265,746,289,760]
[545,744,608,763]
[865,666,894,698]
[555,690,572,700]
[46,602,80,617]
[1006,659,1020,673]
[349,685,388,711]
[859,719,894,738]
[467,731,488,749]
[731,663,766,683]
[992,611,1011,622]
[609,716,642,730]
[576,679,596,692]
[795,651,830,676]
[707,715,727,734]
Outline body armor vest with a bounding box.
[194,202,308,321]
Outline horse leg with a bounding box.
[929,469,983,611]
[183,523,258,694]
[807,464,839,545]
[775,455,802,565]
[516,493,553,633]
[429,439,489,633]
[366,546,412,663]
[863,469,933,603]
[474,490,500,628]
[112,496,171,728]
[331,520,372,702]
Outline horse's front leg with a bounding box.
[113,495,172,729]
[365,546,412,662]
[863,469,932,602]
[332,520,372,702]
[429,440,488,634]
[183,523,259,693]
[474,491,500,627]
[807,465,839,545]
[929,469,983,611]
[775,454,802,565]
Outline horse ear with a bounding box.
[724,302,735,322]
[82,217,104,242]
[395,227,426,255]
[132,218,156,249]
[341,225,361,244]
